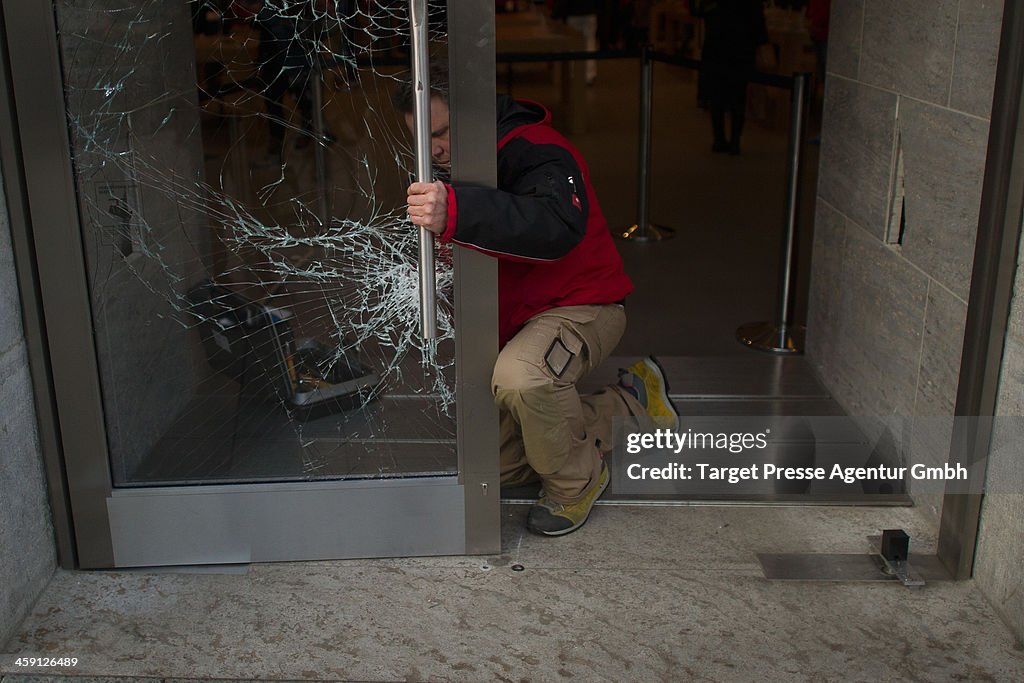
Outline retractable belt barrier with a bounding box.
[494,47,811,353]
[332,45,810,352]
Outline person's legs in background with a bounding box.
[262,68,289,159]
[286,70,317,148]
[728,70,749,155]
[704,65,730,153]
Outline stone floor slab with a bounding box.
[2,505,1022,682]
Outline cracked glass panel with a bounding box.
[54,0,458,486]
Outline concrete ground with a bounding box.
[2,504,1024,682]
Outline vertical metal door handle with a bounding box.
[410,0,437,339]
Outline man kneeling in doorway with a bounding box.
[394,63,678,536]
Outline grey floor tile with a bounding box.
[3,531,1022,682]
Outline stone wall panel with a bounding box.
[951,0,1005,117]
[899,100,989,301]
[818,77,897,239]
[860,0,958,105]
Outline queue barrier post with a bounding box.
[619,45,676,242]
[736,72,811,354]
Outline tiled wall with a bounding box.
[0,171,55,647]
[807,0,1002,520]
[808,0,1022,641]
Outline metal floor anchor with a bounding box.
[879,529,926,588]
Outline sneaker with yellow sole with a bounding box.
[619,356,679,423]
[527,463,609,536]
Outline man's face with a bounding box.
[404,96,451,170]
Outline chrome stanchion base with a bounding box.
[618,223,676,242]
[736,322,806,354]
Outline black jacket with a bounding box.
[439,96,633,345]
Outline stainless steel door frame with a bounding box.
[2,0,500,568]
[938,0,1024,579]
[0,4,78,568]
[449,0,500,554]
[1,0,115,569]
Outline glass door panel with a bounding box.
[56,0,457,488]
[2,0,497,566]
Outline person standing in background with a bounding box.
[624,0,652,49]
[253,0,341,160]
[693,0,767,155]
[254,0,317,158]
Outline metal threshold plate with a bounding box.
[757,553,951,581]
[501,494,914,506]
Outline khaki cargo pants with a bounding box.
[492,304,645,504]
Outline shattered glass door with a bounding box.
[57,0,457,486]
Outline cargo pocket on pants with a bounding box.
[544,330,581,379]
